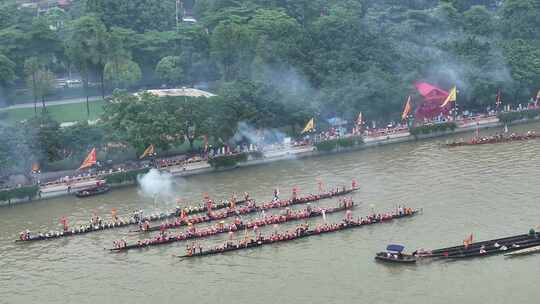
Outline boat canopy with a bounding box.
[386,244,405,253]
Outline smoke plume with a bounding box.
[137,169,176,204]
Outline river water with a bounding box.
[2,123,540,304]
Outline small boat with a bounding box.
[504,245,540,257]
[75,185,111,198]
[375,244,417,264]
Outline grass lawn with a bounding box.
[0,100,105,124]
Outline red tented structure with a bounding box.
[414,82,451,122]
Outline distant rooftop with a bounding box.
[19,0,71,10]
[140,88,217,98]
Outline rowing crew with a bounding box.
[19,216,147,240]
[184,224,310,256]
[182,208,413,257]
[122,204,350,248]
[174,193,251,216]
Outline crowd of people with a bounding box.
[182,205,417,257]
[113,198,356,250]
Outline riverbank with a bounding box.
[3,121,540,304]
[1,114,536,206]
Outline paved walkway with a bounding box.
[1,96,104,110]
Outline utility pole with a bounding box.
[175,0,180,29]
[175,0,184,29]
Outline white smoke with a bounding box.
[137,169,176,204]
[232,121,287,146]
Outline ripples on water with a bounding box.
[1,123,540,303]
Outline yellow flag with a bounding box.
[139,144,155,159]
[401,96,413,120]
[441,86,457,108]
[301,118,315,134]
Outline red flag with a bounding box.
[78,148,97,170]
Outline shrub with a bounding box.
[208,153,248,169]
[498,109,540,124]
[315,136,363,152]
[410,122,457,136]
[104,168,150,185]
[0,185,39,202]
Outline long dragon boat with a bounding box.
[176,207,420,258]
[131,188,357,233]
[417,230,540,259]
[16,186,358,242]
[108,200,355,252]
[446,132,540,148]
[504,245,540,257]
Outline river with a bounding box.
[1,122,540,304]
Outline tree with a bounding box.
[499,0,540,40]
[24,57,40,114]
[60,121,105,159]
[65,16,108,114]
[20,114,63,164]
[155,56,183,87]
[85,0,177,32]
[211,21,255,81]
[27,17,62,61]
[34,69,56,111]
[248,9,302,75]
[503,39,540,102]
[101,91,184,154]
[463,5,494,36]
[104,59,142,89]
[168,96,212,151]
[0,54,16,89]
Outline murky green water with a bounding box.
[2,123,540,304]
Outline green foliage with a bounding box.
[3,0,540,174]
[85,0,177,33]
[208,153,248,169]
[101,91,182,153]
[104,168,150,185]
[410,122,458,136]
[0,185,39,202]
[498,109,540,124]
[104,59,142,89]
[314,137,363,152]
[155,56,184,86]
[0,54,16,88]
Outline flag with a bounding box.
[301,118,315,134]
[139,144,155,159]
[440,86,457,108]
[536,89,540,101]
[401,96,413,120]
[78,148,97,170]
[356,112,363,127]
[496,88,502,108]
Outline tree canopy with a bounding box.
[2,0,540,173]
